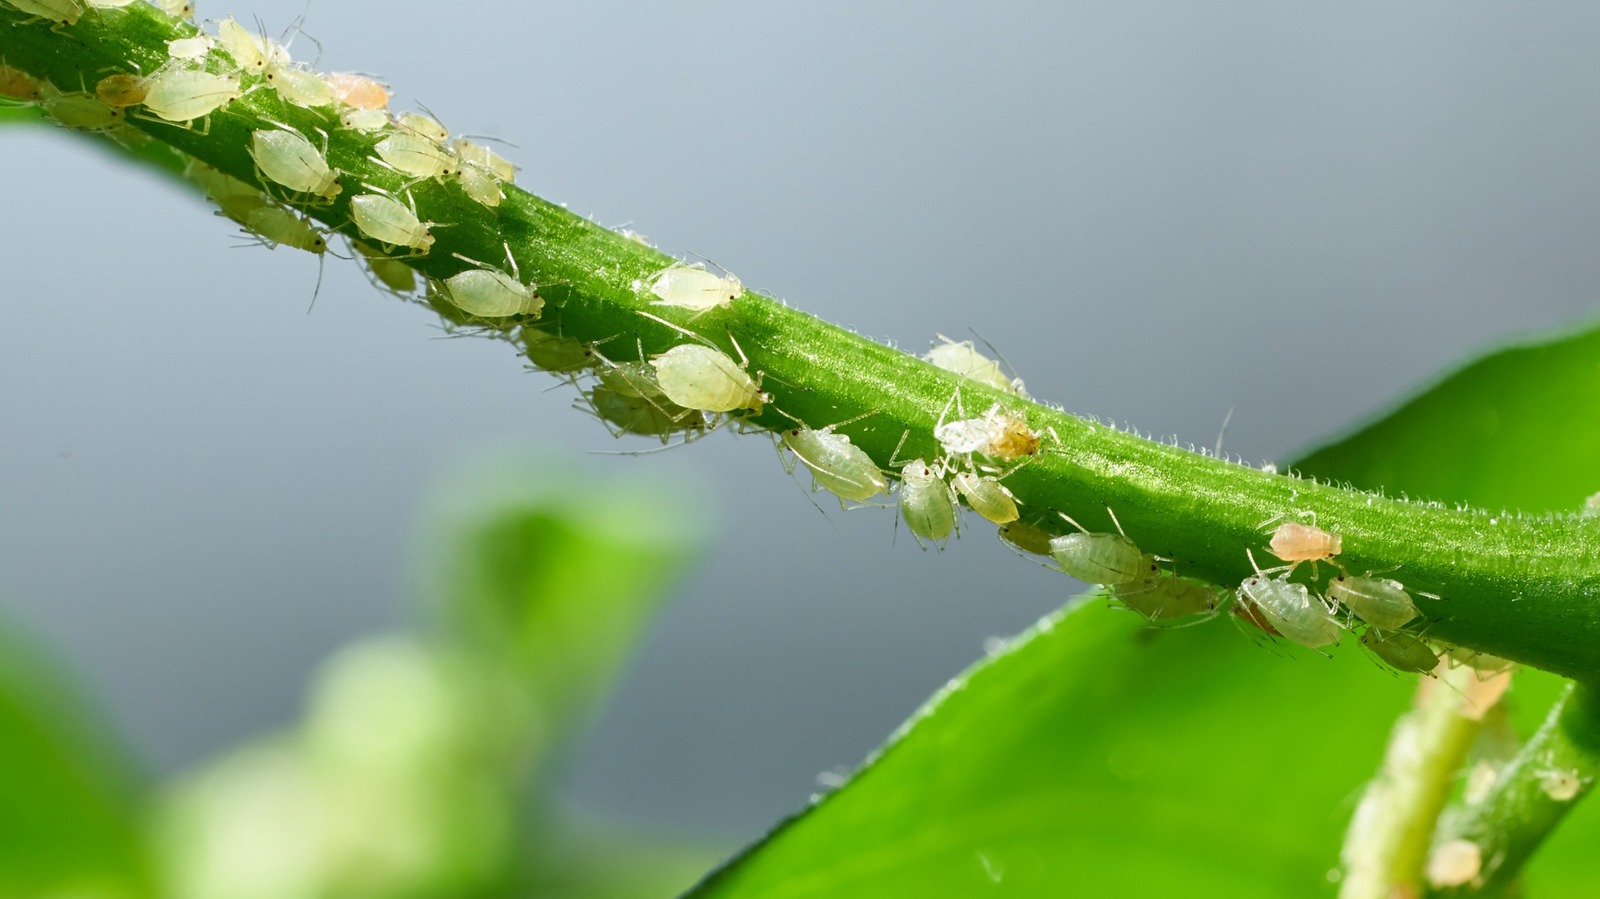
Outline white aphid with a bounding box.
[780,417,887,504]
[243,204,327,254]
[1359,629,1439,675]
[396,110,448,142]
[924,334,1025,396]
[339,107,389,132]
[441,243,541,319]
[1236,550,1341,649]
[141,68,242,123]
[451,137,515,182]
[1537,768,1584,802]
[95,73,148,107]
[934,399,1042,461]
[166,35,212,59]
[9,0,83,25]
[897,458,957,547]
[374,132,459,182]
[950,470,1019,524]
[349,191,434,254]
[651,343,762,414]
[1425,839,1482,889]
[1049,511,1148,586]
[1328,575,1417,630]
[249,125,340,200]
[644,261,742,313]
[41,88,123,131]
[322,72,389,110]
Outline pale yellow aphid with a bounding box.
[153,0,194,20]
[339,107,389,133]
[396,110,448,143]
[9,0,83,26]
[141,68,242,124]
[950,470,1019,524]
[1236,548,1342,649]
[264,62,334,109]
[643,261,743,314]
[249,125,341,201]
[352,240,416,295]
[243,204,327,254]
[1425,839,1482,889]
[349,191,434,254]
[95,73,148,107]
[998,520,1052,556]
[0,63,43,101]
[924,334,1025,396]
[651,342,763,414]
[373,132,459,182]
[458,164,504,207]
[779,413,888,505]
[450,137,516,182]
[440,243,541,319]
[897,457,958,547]
[214,17,285,75]
[1267,520,1342,576]
[188,158,265,224]
[1537,768,1584,802]
[165,35,211,59]
[322,71,389,110]
[41,87,123,131]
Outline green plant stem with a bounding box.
[4,6,1600,676]
[1339,665,1508,899]
[1424,681,1600,896]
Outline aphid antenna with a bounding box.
[1057,511,1091,536]
[965,326,1027,385]
[634,307,707,345]
[280,12,323,64]
[1103,505,1130,539]
[458,131,521,150]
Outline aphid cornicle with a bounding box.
[897,458,957,546]
[780,420,888,504]
[349,191,434,254]
[950,470,1019,524]
[1328,574,1418,630]
[651,343,763,414]
[1236,550,1342,649]
[249,126,341,201]
[1049,512,1148,586]
[140,68,242,124]
[644,261,743,314]
[1360,628,1439,675]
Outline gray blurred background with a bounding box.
[3,1,1599,845]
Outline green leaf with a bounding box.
[1294,319,1600,513]
[0,610,153,898]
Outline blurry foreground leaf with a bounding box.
[0,611,152,898]
[690,320,1600,898]
[158,454,714,899]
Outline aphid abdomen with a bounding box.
[250,128,340,199]
[781,429,885,502]
[898,459,956,544]
[1238,577,1340,648]
[349,193,432,253]
[651,344,760,413]
[1360,629,1439,674]
[374,133,457,181]
[951,471,1019,524]
[1049,532,1145,585]
[523,330,594,375]
[1328,576,1417,630]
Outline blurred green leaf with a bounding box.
[0,611,152,899]
[1294,318,1600,512]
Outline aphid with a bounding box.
[7,0,83,26]
[40,88,122,131]
[779,415,888,504]
[589,360,701,441]
[140,68,242,125]
[523,328,594,375]
[1425,839,1482,889]
[897,458,958,547]
[339,107,389,133]
[924,334,1024,396]
[249,125,341,201]
[1327,574,1417,630]
[1049,511,1149,586]
[1115,573,1227,625]
[998,520,1053,556]
[934,397,1044,462]
[396,110,448,143]
[373,132,459,182]
[264,62,334,108]
[215,17,284,75]
[458,163,504,207]
[1537,768,1584,802]
[1266,520,1342,576]
[153,0,193,20]
[651,342,763,414]
[95,73,148,107]
[950,470,1019,524]
[1448,647,1516,676]
[440,243,541,319]
[322,72,389,110]
[451,137,515,182]
[1236,549,1342,649]
[0,63,42,102]
[165,35,212,59]
[349,191,434,254]
[1359,628,1440,675]
[188,159,265,224]
[243,204,327,254]
[352,240,415,294]
[643,261,742,314]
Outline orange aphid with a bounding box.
[1268,521,1342,576]
[322,72,389,110]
